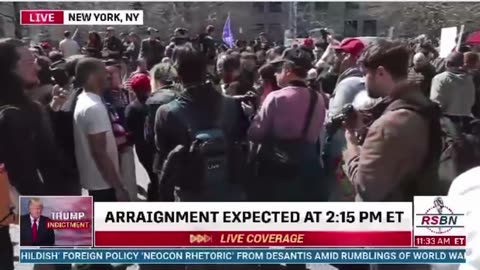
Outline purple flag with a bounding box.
[223,15,234,48]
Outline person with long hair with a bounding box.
[0,38,67,270]
[86,31,103,58]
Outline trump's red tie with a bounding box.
[32,218,38,242]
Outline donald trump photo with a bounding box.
[20,198,55,246]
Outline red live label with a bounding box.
[21,10,64,25]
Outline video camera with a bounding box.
[325,104,356,138]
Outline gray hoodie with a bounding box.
[430,70,475,116]
[328,74,365,120]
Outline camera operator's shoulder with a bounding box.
[0,106,24,126]
[375,108,428,138]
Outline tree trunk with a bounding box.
[12,2,21,38]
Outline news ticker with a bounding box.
[20,10,143,25]
[19,196,467,248]
[20,249,467,264]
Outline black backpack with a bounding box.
[384,100,443,199]
[159,101,237,202]
[436,115,480,192]
[386,100,480,196]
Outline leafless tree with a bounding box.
[373,2,480,37]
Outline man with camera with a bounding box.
[343,40,442,204]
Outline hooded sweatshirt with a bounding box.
[447,167,480,270]
[430,70,475,116]
[336,66,363,87]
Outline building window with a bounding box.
[268,23,282,37]
[253,2,265,13]
[344,20,358,37]
[298,2,310,10]
[269,2,282,13]
[315,2,329,11]
[345,2,360,9]
[363,20,377,36]
[253,23,265,33]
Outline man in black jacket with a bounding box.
[144,63,179,201]
[154,47,249,201]
[139,27,165,70]
[103,27,124,60]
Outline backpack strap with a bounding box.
[264,87,318,142]
[174,95,224,142]
[301,89,318,140]
[0,105,20,116]
[386,99,443,198]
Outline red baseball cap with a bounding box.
[303,38,314,49]
[130,73,151,93]
[40,42,51,50]
[331,38,365,57]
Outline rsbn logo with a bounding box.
[416,197,464,234]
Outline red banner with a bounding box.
[95,231,412,247]
[46,220,91,230]
[21,10,64,25]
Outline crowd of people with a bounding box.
[0,23,479,270]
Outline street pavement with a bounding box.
[11,149,337,270]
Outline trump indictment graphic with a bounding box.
[414,196,467,247]
[19,196,93,247]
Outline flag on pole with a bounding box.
[72,27,79,40]
[223,14,234,48]
[72,27,83,47]
[456,25,465,51]
[388,27,395,40]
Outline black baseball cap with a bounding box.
[446,52,464,68]
[270,48,313,71]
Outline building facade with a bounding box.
[5,2,477,44]
[0,2,17,38]
[296,2,391,38]
[1,2,292,44]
